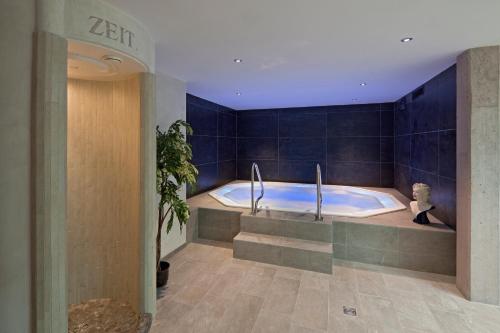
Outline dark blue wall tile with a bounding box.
[380,137,394,163]
[381,163,394,187]
[237,112,278,137]
[394,164,412,198]
[187,104,217,136]
[327,162,381,187]
[411,80,440,133]
[411,133,438,173]
[279,112,326,137]
[237,138,278,160]
[237,160,279,180]
[218,105,235,114]
[410,168,439,190]
[327,104,380,112]
[381,109,394,136]
[327,137,380,163]
[188,163,218,196]
[279,160,325,183]
[434,177,456,229]
[439,130,456,179]
[395,136,410,166]
[187,94,219,110]
[380,103,394,112]
[189,135,217,165]
[237,104,392,187]
[187,94,237,197]
[218,137,236,161]
[327,111,380,137]
[394,65,456,229]
[218,160,236,185]
[279,137,326,161]
[439,65,457,130]
[395,100,410,135]
[218,111,236,137]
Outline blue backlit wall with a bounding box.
[186,94,237,196]
[236,104,394,187]
[394,65,456,229]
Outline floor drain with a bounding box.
[343,306,357,316]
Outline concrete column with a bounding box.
[0,1,35,332]
[139,72,157,315]
[457,46,500,305]
[33,31,68,332]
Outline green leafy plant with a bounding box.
[156,120,198,272]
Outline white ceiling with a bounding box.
[106,0,500,110]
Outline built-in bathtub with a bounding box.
[209,181,406,218]
[187,181,457,276]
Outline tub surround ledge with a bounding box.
[187,181,455,276]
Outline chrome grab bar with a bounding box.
[251,163,264,215]
[315,164,323,221]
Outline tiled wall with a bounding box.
[187,94,237,196]
[394,65,456,229]
[236,104,394,187]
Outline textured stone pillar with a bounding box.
[457,46,500,305]
[34,31,68,332]
[139,72,157,315]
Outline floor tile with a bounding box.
[432,309,473,333]
[355,269,389,298]
[262,276,300,314]
[290,324,326,333]
[252,311,292,333]
[301,270,330,291]
[358,294,401,333]
[292,287,329,331]
[152,242,500,333]
[215,292,264,333]
[328,312,367,333]
[387,289,440,332]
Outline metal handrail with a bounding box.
[315,164,323,221]
[251,163,264,215]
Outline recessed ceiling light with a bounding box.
[234,58,243,63]
[352,98,358,102]
[360,82,367,86]
[102,55,122,63]
[236,91,242,96]
[401,37,413,43]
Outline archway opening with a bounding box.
[66,40,149,332]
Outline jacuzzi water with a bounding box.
[209,182,406,218]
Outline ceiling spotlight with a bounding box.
[102,55,122,63]
[360,82,367,86]
[401,37,413,43]
[352,98,359,102]
[236,91,242,96]
[234,58,243,63]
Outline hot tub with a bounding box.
[209,181,406,218]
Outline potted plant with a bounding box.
[156,120,198,287]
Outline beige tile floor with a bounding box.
[152,242,500,333]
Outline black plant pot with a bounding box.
[156,261,170,288]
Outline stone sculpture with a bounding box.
[410,183,434,224]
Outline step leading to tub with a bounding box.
[233,232,333,274]
[240,211,333,243]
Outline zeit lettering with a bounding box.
[88,16,135,49]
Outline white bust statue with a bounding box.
[410,183,434,224]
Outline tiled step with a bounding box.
[240,211,332,243]
[233,232,333,274]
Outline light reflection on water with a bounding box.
[226,186,384,212]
